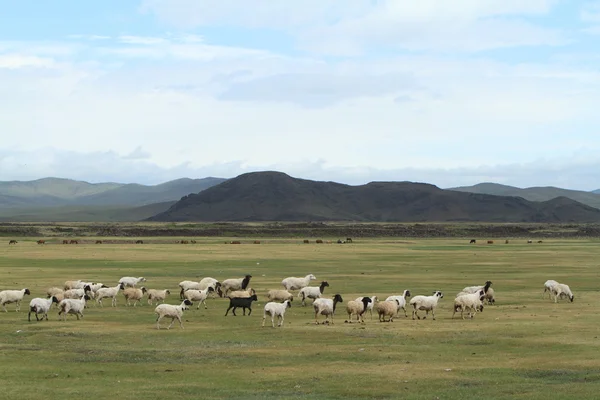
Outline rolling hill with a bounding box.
[148,171,600,223]
[448,182,600,209]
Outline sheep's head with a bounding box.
[250,294,258,301]
[285,300,291,308]
[207,287,215,293]
[308,274,316,280]
[165,289,171,295]
[433,291,443,298]
[333,294,343,303]
[24,288,31,295]
[83,294,92,301]
[84,285,92,292]
[51,296,60,304]
[570,295,574,302]
[119,283,125,290]
[183,299,193,309]
[404,290,411,298]
[139,277,147,282]
[141,287,148,294]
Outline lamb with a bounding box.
[543,280,559,299]
[118,276,147,288]
[221,275,252,297]
[28,296,60,321]
[58,294,91,321]
[95,283,124,307]
[551,283,574,303]
[298,281,329,306]
[281,274,316,291]
[345,297,373,323]
[227,287,257,299]
[354,295,378,319]
[154,299,193,329]
[224,294,258,316]
[452,289,485,319]
[46,287,64,297]
[409,291,444,320]
[385,290,412,317]
[183,287,215,309]
[313,294,343,325]
[262,300,292,328]
[375,299,400,322]
[123,286,148,306]
[0,288,31,312]
[147,289,171,305]
[267,289,294,302]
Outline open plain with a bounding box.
[1,236,599,399]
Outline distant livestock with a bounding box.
[95,240,102,244]
[70,240,78,244]
[136,240,144,244]
[253,240,261,244]
[487,240,494,244]
[63,240,69,244]
[230,241,241,245]
[303,240,309,244]
[37,240,45,245]
[8,240,17,245]
[469,239,476,244]
[316,239,323,244]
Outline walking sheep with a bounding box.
[0,288,31,312]
[267,289,294,302]
[221,275,252,297]
[224,294,258,316]
[375,299,400,322]
[28,296,60,321]
[385,290,411,318]
[298,281,329,306]
[147,289,171,305]
[262,300,292,328]
[409,291,444,320]
[155,300,193,330]
[345,297,372,323]
[313,294,343,325]
[281,274,316,291]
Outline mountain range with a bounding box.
[2,174,600,223]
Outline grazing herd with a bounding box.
[0,272,576,330]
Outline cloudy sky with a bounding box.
[1,0,600,190]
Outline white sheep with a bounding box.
[385,290,411,318]
[28,296,60,321]
[118,276,147,288]
[345,297,373,323]
[221,275,252,297]
[58,295,91,321]
[267,289,294,302]
[452,290,485,319]
[461,281,493,295]
[262,300,292,328]
[0,288,31,312]
[484,287,496,305]
[228,287,257,299]
[155,300,193,329]
[95,283,124,307]
[183,287,215,309]
[354,295,378,319]
[281,274,316,291]
[409,291,444,320]
[123,286,148,306]
[313,294,343,325]
[147,289,171,305]
[178,278,220,299]
[64,285,93,300]
[375,300,400,322]
[298,281,329,306]
[543,280,559,299]
[551,283,574,303]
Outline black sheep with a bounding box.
[225,294,258,316]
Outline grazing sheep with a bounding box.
[551,283,574,303]
[543,280,559,299]
[147,289,171,305]
[375,299,400,322]
[118,276,147,288]
[453,290,485,319]
[227,287,257,299]
[409,291,444,320]
[58,295,91,321]
[385,290,411,318]
[298,281,329,306]
[221,275,252,297]
[267,289,294,302]
[281,274,316,291]
[354,295,378,319]
[0,288,31,312]
[224,294,258,316]
[28,296,60,321]
[262,300,292,328]
[183,287,215,309]
[461,281,493,295]
[155,300,193,330]
[46,287,64,297]
[95,283,124,307]
[313,294,343,325]
[345,297,372,323]
[123,286,148,306]
[64,280,83,290]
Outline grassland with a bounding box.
[1,237,599,399]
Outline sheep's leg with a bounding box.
[203,299,208,309]
[225,306,232,316]
[156,315,163,329]
[167,317,175,330]
[247,307,252,316]
[403,307,408,318]
[28,311,32,322]
[35,312,40,321]
[16,301,20,312]
[197,301,201,310]
[2,303,6,313]
[278,315,283,327]
[177,316,183,329]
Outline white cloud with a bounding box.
[141,0,564,54]
[0,54,55,69]
[118,35,169,45]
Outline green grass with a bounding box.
[1,238,600,399]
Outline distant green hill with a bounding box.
[0,177,226,221]
[448,182,600,210]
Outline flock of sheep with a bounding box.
[0,272,575,329]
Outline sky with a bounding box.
[1,0,600,190]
